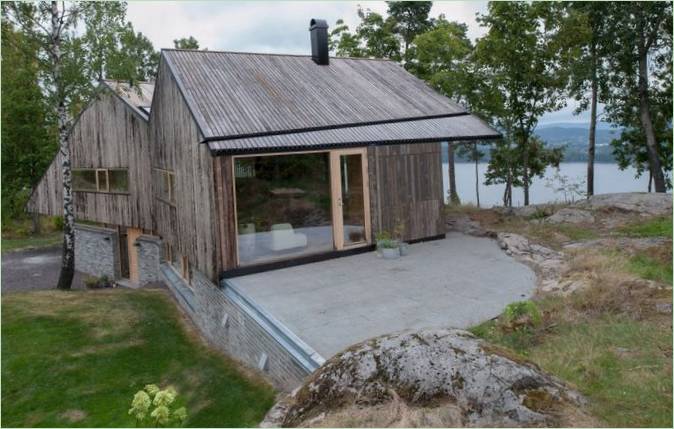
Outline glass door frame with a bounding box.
[230,147,372,267]
[329,148,372,250]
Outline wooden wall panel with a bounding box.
[27,90,153,230]
[368,143,444,241]
[213,156,237,271]
[151,59,219,280]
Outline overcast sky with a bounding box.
[126,1,592,125]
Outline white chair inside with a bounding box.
[269,223,308,251]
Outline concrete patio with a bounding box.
[227,232,536,359]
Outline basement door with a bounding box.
[330,148,371,250]
[127,227,142,283]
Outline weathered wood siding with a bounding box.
[213,156,237,271]
[368,143,445,241]
[151,58,219,280]
[27,90,153,230]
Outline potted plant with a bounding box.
[379,238,400,260]
[394,219,410,256]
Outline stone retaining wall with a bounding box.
[161,266,316,391]
[74,224,119,279]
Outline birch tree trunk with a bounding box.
[52,1,75,290]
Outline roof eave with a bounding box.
[207,133,502,156]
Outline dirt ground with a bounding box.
[1,246,86,293]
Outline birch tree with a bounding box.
[5,1,83,290]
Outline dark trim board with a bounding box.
[209,134,502,156]
[220,244,376,279]
[218,234,446,279]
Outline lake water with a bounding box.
[444,162,651,207]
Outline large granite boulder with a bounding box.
[574,192,672,216]
[262,329,594,428]
[545,208,595,224]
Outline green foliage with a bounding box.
[627,253,673,286]
[129,384,188,427]
[1,20,55,224]
[84,275,113,289]
[1,290,275,427]
[375,230,392,241]
[602,2,672,190]
[173,36,200,50]
[377,238,399,249]
[501,301,542,330]
[619,216,673,238]
[472,2,569,206]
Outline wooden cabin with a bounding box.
[29,19,500,387]
[29,20,499,285]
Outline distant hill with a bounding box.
[447,123,622,163]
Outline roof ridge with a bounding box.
[161,48,394,62]
[102,79,155,86]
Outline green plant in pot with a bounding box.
[378,238,400,260]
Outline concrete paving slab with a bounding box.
[228,232,536,358]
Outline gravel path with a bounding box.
[1,246,86,293]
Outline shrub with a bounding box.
[128,384,188,427]
[84,275,113,289]
[499,301,542,332]
[52,216,64,231]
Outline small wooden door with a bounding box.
[330,148,371,250]
[127,227,142,283]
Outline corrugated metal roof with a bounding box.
[102,80,154,120]
[207,114,499,154]
[162,49,466,140]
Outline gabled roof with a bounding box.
[161,49,468,141]
[102,80,154,121]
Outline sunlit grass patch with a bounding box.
[1,289,275,427]
[1,231,62,253]
[619,215,673,238]
[628,252,673,286]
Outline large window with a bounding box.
[234,153,333,265]
[73,168,128,193]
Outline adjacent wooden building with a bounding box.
[29,20,499,286]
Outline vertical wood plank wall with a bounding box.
[27,90,153,231]
[213,156,238,271]
[368,143,445,241]
[151,59,219,280]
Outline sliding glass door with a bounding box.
[233,148,370,266]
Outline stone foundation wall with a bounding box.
[161,266,317,391]
[136,235,162,285]
[74,224,119,279]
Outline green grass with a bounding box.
[1,289,275,427]
[619,216,673,238]
[1,231,62,253]
[628,253,673,286]
[471,309,673,427]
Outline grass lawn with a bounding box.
[1,289,276,427]
[1,231,62,253]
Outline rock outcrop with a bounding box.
[545,208,595,224]
[573,192,672,216]
[262,329,593,428]
[496,232,585,295]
